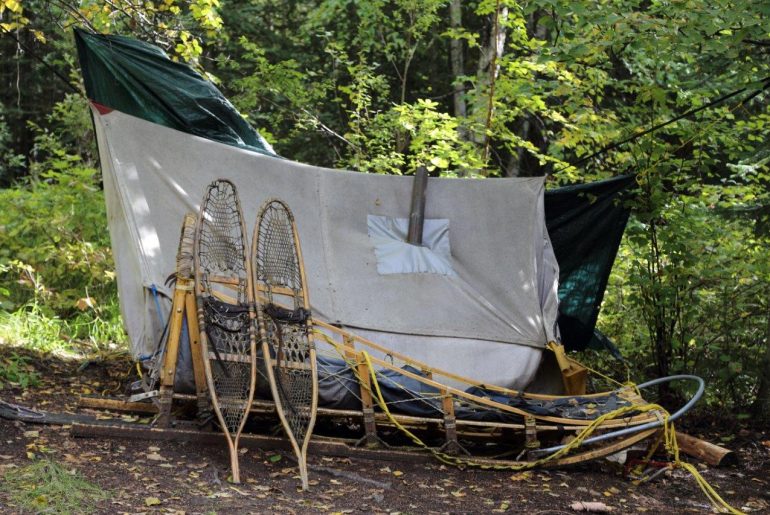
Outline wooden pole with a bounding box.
[69,422,657,469]
[407,166,428,245]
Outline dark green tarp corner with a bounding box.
[545,174,636,352]
[74,28,274,156]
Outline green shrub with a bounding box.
[598,196,768,410]
[0,103,125,352]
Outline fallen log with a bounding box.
[676,432,737,467]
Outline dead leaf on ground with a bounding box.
[144,496,162,506]
[571,501,613,512]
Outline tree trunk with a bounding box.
[750,299,770,420]
[449,0,466,119]
[477,4,508,165]
[476,7,508,80]
[506,117,530,177]
[646,217,673,400]
[505,11,547,177]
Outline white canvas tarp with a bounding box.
[93,107,560,390]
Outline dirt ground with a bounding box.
[1,350,769,514]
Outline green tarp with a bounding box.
[74,29,274,155]
[545,175,635,351]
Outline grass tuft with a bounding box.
[0,352,40,389]
[0,299,126,356]
[1,459,107,514]
[0,303,67,353]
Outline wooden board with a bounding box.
[68,421,657,470]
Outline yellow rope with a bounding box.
[574,359,624,388]
[661,419,743,514]
[359,350,742,514]
[567,354,642,397]
[364,350,642,468]
[311,330,742,514]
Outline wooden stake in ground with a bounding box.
[252,199,319,491]
[194,179,257,483]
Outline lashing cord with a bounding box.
[264,307,299,418]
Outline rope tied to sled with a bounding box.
[356,350,743,515]
[310,328,741,513]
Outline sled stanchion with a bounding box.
[184,288,209,420]
[343,335,384,447]
[342,334,356,358]
[524,415,540,452]
[439,389,467,455]
[356,350,380,447]
[156,286,186,427]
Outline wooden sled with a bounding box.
[207,281,704,469]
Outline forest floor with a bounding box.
[1,348,769,515]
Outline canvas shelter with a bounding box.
[74,29,633,394]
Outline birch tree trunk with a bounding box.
[475,3,508,167]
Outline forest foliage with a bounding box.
[0,0,769,416]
